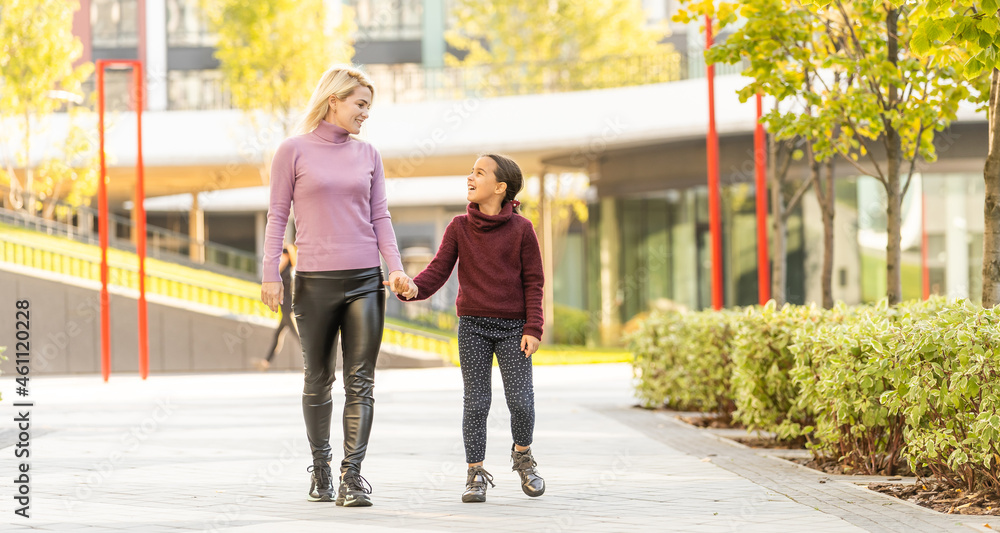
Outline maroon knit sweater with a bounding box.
[402,202,544,339]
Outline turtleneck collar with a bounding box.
[313,119,351,144]
[467,201,514,232]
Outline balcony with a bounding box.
[165,50,743,110]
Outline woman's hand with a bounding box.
[384,270,419,299]
[261,281,283,313]
[520,335,540,358]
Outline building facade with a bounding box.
[18,1,992,347]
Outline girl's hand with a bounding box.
[384,270,418,298]
[261,281,283,313]
[401,279,419,299]
[520,335,540,358]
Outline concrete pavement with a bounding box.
[0,363,990,532]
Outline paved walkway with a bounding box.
[0,363,992,532]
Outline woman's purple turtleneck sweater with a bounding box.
[262,120,404,283]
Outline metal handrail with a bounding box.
[0,188,259,280]
[0,231,455,360]
[165,50,748,110]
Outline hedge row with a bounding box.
[629,297,1000,491]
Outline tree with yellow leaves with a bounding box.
[202,0,355,141]
[0,0,92,213]
[446,0,675,95]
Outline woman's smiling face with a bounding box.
[328,86,372,134]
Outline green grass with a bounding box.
[531,348,631,365]
[860,251,924,302]
[386,316,630,365]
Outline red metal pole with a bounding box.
[706,15,724,310]
[921,184,929,300]
[754,93,770,305]
[96,59,147,381]
[97,60,111,382]
[134,64,149,379]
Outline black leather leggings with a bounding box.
[292,267,385,475]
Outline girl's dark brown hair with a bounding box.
[482,153,523,213]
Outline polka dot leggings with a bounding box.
[458,316,535,464]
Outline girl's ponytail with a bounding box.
[482,153,523,213]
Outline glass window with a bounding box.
[91,0,138,48]
[347,0,423,41]
[168,69,231,110]
[166,0,217,46]
[82,70,138,112]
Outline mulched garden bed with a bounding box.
[789,456,925,477]
[636,406,1000,516]
[728,435,805,449]
[868,481,1000,516]
[632,404,745,429]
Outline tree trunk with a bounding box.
[819,158,836,309]
[42,179,64,220]
[770,137,787,306]
[23,109,34,214]
[983,68,1000,307]
[884,8,903,305]
[885,133,903,304]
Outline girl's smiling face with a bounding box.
[467,156,506,205]
[328,86,372,134]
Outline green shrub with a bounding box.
[553,304,591,345]
[629,296,1000,488]
[730,301,829,441]
[880,299,1000,492]
[791,299,956,475]
[789,300,911,474]
[629,310,737,417]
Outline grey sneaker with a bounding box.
[461,466,495,503]
[336,471,373,507]
[306,463,334,502]
[511,447,545,497]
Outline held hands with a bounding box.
[383,270,418,299]
[261,281,283,313]
[520,335,540,358]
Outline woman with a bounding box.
[257,243,298,371]
[261,65,411,507]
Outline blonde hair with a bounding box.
[294,64,375,136]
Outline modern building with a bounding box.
[5,1,992,347]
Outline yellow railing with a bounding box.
[381,325,459,364]
[0,231,457,362]
[1,237,271,317]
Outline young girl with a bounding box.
[395,153,545,503]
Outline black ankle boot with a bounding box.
[336,470,373,507]
[307,462,334,502]
[511,446,545,497]
[462,465,495,503]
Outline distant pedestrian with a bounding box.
[256,244,298,371]
[260,64,414,506]
[394,153,546,503]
